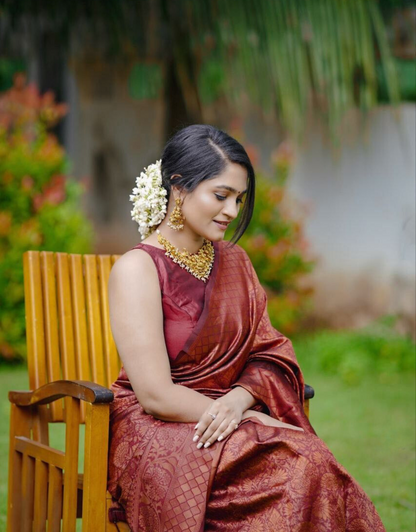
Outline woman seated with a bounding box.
[107,124,385,531]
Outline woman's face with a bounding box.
[174,162,248,243]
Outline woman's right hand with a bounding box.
[242,409,304,432]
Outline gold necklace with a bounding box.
[156,229,214,282]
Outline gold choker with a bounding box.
[156,230,214,282]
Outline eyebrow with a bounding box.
[215,185,248,195]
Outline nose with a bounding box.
[221,198,241,220]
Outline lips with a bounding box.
[213,220,230,228]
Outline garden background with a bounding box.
[0,1,415,531]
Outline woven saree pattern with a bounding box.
[107,241,385,532]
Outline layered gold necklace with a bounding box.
[156,229,214,282]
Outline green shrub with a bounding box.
[293,315,416,384]
[0,73,93,362]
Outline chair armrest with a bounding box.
[304,384,315,400]
[8,380,114,406]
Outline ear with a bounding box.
[170,175,185,201]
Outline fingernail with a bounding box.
[194,424,199,430]
[193,435,199,442]
[197,442,203,449]
[204,442,211,448]
[217,436,223,441]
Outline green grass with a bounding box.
[301,369,415,532]
[1,364,415,532]
[0,366,28,530]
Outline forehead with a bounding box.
[206,163,248,191]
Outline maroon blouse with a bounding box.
[131,242,218,361]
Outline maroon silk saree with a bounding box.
[108,241,385,531]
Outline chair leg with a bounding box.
[82,403,111,531]
[21,455,35,532]
[7,404,32,532]
[62,397,80,531]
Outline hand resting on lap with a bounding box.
[242,409,304,432]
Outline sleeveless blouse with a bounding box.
[131,241,219,361]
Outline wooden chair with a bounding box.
[7,250,314,531]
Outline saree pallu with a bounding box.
[108,241,385,532]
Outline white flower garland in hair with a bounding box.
[129,159,168,240]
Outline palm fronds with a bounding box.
[0,0,399,139]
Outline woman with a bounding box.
[107,125,385,531]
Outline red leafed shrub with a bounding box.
[0,73,93,362]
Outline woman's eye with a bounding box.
[215,194,244,204]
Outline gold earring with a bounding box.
[167,197,185,231]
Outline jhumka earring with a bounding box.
[167,197,185,231]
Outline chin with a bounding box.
[203,228,225,242]
[193,223,227,242]
[211,233,226,242]
[196,230,222,243]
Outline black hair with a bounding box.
[161,124,255,246]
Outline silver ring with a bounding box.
[208,412,216,420]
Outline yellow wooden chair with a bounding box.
[7,250,314,531]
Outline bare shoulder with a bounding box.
[111,248,156,274]
[109,248,159,292]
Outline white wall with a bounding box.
[289,104,415,330]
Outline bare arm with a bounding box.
[109,249,212,421]
[108,249,255,423]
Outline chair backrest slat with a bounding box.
[69,254,91,383]
[23,250,122,424]
[55,254,77,381]
[40,252,64,421]
[84,255,106,386]
[24,252,47,391]
[40,252,61,383]
[98,255,121,387]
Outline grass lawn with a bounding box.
[0,364,415,532]
[300,369,415,532]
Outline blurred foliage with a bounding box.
[0,73,94,362]
[293,315,416,385]
[191,0,400,140]
[1,0,400,141]
[378,59,416,102]
[229,139,315,335]
[0,58,26,92]
[377,2,416,101]
[128,62,164,100]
